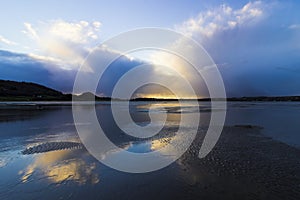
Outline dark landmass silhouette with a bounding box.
[0,80,110,101]
[1,79,300,101]
[0,79,68,101]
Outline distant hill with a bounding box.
[72,92,111,101]
[0,80,69,101]
[1,79,300,102]
[0,80,110,101]
[131,96,300,102]
[226,96,300,102]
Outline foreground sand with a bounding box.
[176,125,300,199]
[2,119,300,199]
[14,125,300,200]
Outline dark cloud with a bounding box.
[1,2,300,97]
[197,2,300,97]
[0,50,76,92]
[0,50,145,96]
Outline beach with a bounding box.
[0,102,299,200]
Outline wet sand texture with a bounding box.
[22,142,83,155]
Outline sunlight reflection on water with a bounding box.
[0,101,300,200]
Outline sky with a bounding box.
[0,0,300,97]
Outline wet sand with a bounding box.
[21,142,83,155]
[1,102,300,199]
[177,125,300,200]
[6,125,299,200]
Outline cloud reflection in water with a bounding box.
[20,149,99,185]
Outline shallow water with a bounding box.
[225,102,300,147]
[0,101,299,200]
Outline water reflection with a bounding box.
[150,137,172,150]
[1,101,300,200]
[20,149,99,185]
[135,102,212,114]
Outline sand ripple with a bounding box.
[21,142,83,155]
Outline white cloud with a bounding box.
[176,1,266,39]
[46,20,100,44]
[148,1,273,97]
[289,24,300,30]
[93,21,102,29]
[0,35,17,46]
[22,20,102,46]
[22,20,102,70]
[28,53,62,63]
[170,1,300,97]
[23,23,39,40]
